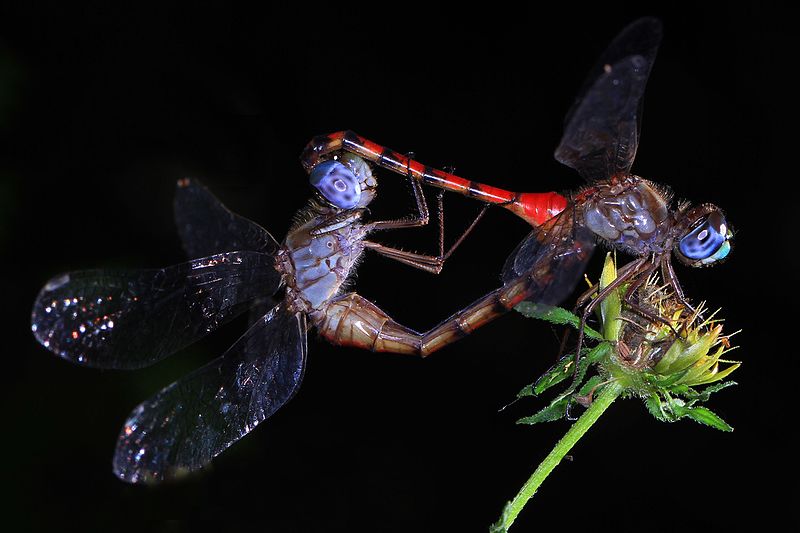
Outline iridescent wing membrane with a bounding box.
[174,178,279,258]
[31,179,305,482]
[502,209,596,307]
[114,303,307,482]
[501,18,662,307]
[554,17,662,181]
[31,251,280,369]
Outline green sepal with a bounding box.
[598,254,623,341]
[648,369,691,389]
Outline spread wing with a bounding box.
[554,17,662,181]
[31,251,281,369]
[113,303,307,483]
[174,178,279,258]
[502,209,596,307]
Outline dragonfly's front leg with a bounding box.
[367,197,489,275]
[661,257,697,315]
[365,158,489,274]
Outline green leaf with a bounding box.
[645,394,669,422]
[578,375,606,397]
[516,383,535,399]
[695,381,738,402]
[513,303,603,341]
[675,405,734,432]
[533,343,611,396]
[518,376,607,425]
[517,396,570,425]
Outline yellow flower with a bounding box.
[593,253,739,389]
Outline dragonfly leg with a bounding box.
[571,257,650,380]
[620,260,680,336]
[661,257,697,315]
[366,152,432,233]
[364,198,489,274]
[314,276,532,357]
[557,258,647,361]
[365,157,490,273]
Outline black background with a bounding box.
[1,3,791,531]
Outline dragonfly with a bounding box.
[30,145,511,482]
[300,17,733,360]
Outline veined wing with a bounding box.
[502,209,595,307]
[555,18,662,181]
[31,251,281,369]
[174,178,279,258]
[113,303,307,483]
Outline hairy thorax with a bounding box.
[578,176,673,256]
[278,206,367,314]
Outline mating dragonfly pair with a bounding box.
[31,18,731,482]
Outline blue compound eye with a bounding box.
[309,160,362,209]
[678,211,731,266]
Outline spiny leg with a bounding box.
[568,257,650,386]
[364,200,488,274]
[365,153,489,274]
[556,258,643,362]
[661,257,697,315]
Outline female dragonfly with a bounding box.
[31,148,506,482]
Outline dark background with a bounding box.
[1,3,791,531]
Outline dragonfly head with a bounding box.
[673,204,732,267]
[309,154,376,210]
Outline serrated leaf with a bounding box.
[676,405,733,432]
[668,384,695,398]
[516,384,535,399]
[578,375,606,397]
[532,343,610,396]
[514,303,603,341]
[645,394,669,422]
[520,376,608,425]
[695,381,738,401]
[517,396,570,425]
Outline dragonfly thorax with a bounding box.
[580,177,673,256]
[280,209,368,314]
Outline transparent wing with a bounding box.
[31,251,281,369]
[113,303,307,483]
[555,18,662,181]
[174,178,279,258]
[502,209,596,307]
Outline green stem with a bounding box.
[491,380,623,532]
